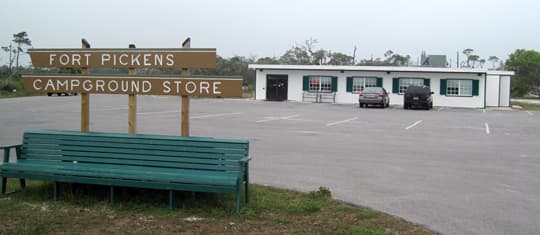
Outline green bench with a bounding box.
[0,130,250,213]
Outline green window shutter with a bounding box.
[376,77,383,87]
[392,78,399,93]
[440,79,447,95]
[346,77,353,92]
[331,76,338,92]
[424,79,430,87]
[472,79,480,96]
[302,76,310,91]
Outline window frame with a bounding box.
[308,76,333,93]
[351,77,378,93]
[446,79,473,97]
[398,78,425,94]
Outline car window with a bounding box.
[363,87,381,93]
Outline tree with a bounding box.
[488,56,499,69]
[468,54,480,68]
[327,52,353,65]
[462,48,474,67]
[1,44,16,74]
[255,57,280,64]
[505,49,540,97]
[12,31,32,70]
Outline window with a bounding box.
[398,78,424,94]
[352,77,378,93]
[308,76,333,92]
[447,80,472,96]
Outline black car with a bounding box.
[403,85,433,110]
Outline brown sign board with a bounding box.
[28,48,216,69]
[23,74,243,97]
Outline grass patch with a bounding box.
[512,101,540,111]
[0,180,433,234]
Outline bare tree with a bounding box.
[488,56,499,69]
[1,44,16,74]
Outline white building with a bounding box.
[248,64,514,108]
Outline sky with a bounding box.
[1,0,539,67]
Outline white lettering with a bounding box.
[166,54,174,66]
[72,54,81,66]
[95,80,105,92]
[45,79,56,91]
[131,80,140,92]
[113,54,117,66]
[174,81,182,93]
[49,54,56,65]
[108,80,119,92]
[83,80,93,91]
[213,82,222,95]
[70,80,80,89]
[119,54,128,66]
[185,81,197,94]
[33,79,42,90]
[56,80,69,90]
[121,80,129,92]
[59,54,70,66]
[200,81,210,94]
[142,80,151,93]
[83,54,91,66]
[143,54,151,66]
[101,54,111,65]
[131,54,141,66]
[162,81,171,93]
[154,54,163,66]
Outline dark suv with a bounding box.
[403,85,433,110]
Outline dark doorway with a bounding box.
[266,75,288,101]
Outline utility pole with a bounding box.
[352,46,357,65]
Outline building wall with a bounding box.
[256,69,488,108]
[486,75,501,107]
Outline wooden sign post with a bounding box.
[23,38,242,136]
[81,39,90,132]
[181,38,190,136]
[128,44,137,135]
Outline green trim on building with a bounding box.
[424,79,430,87]
[331,76,338,92]
[392,78,399,93]
[302,76,309,91]
[440,79,447,95]
[473,79,480,96]
[376,77,383,87]
[346,77,353,92]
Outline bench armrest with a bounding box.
[239,157,251,163]
[1,144,22,163]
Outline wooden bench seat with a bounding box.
[1,130,250,213]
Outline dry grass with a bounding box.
[0,180,434,234]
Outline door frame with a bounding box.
[266,74,288,101]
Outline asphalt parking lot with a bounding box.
[1,95,539,235]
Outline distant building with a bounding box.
[248,64,514,108]
[421,53,447,68]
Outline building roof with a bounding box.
[248,64,514,76]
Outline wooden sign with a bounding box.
[28,48,216,68]
[23,74,243,97]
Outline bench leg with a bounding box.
[110,186,115,204]
[236,179,242,214]
[1,177,6,194]
[19,179,26,189]
[245,166,250,203]
[169,190,175,210]
[53,182,59,200]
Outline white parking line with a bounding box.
[405,120,423,130]
[326,117,358,127]
[191,112,242,119]
[485,123,490,135]
[526,111,533,116]
[256,114,300,123]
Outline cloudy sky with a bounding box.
[1,0,539,67]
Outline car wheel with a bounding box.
[386,102,389,108]
[47,93,52,96]
[404,104,408,109]
[359,103,363,108]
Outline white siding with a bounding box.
[486,75,501,107]
[255,69,487,108]
[499,75,511,107]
